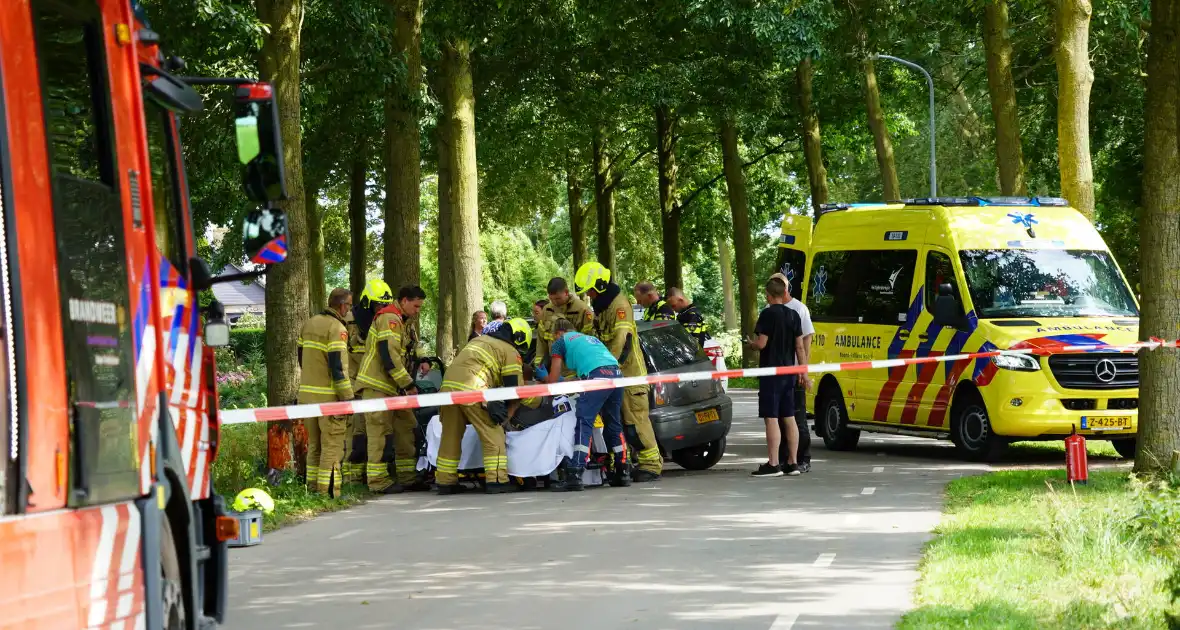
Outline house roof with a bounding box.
[212,264,266,308]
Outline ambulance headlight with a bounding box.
[993,353,1040,372]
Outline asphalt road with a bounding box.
[224,391,1117,630]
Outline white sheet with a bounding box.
[418,395,602,479]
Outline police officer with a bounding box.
[535,277,594,377]
[666,287,711,348]
[436,319,540,495]
[355,285,429,494]
[343,279,394,484]
[633,281,676,321]
[298,288,355,496]
[574,262,663,482]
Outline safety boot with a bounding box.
[485,482,517,494]
[550,467,584,492]
[631,469,661,483]
[404,480,432,492]
[436,484,467,495]
[609,458,632,487]
[377,483,404,495]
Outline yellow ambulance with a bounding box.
[775,197,1140,461]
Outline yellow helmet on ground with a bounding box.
[359,279,393,306]
[232,488,275,514]
[573,262,611,295]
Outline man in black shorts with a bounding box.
[745,277,809,477]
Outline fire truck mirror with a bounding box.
[234,82,288,203]
[143,68,204,114]
[242,208,288,265]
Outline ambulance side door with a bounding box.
[916,248,972,429]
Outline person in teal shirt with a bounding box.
[544,319,630,490]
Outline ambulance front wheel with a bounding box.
[817,387,860,451]
[951,392,1008,462]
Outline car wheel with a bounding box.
[817,386,860,451]
[161,517,187,630]
[671,437,726,471]
[1111,437,1136,459]
[951,392,1008,462]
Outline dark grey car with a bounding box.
[637,320,732,471]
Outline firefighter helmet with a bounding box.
[232,488,275,514]
[573,262,611,295]
[490,317,535,363]
[359,279,394,306]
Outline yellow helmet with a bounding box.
[573,262,611,295]
[490,317,536,363]
[359,279,393,306]
[232,488,275,514]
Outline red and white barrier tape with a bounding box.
[218,338,1180,426]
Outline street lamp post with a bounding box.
[872,54,937,197]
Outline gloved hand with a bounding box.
[534,364,549,381]
[488,401,510,425]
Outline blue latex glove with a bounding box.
[534,364,549,381]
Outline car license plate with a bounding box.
[695,408,720,424]
[1081,415,1132,431]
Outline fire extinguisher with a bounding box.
[1064,425,1088,485]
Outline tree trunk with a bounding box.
[434,120,456,362]
[863,56,901,201]
[567,163,589,272]
[592,128,617,275]
[348,149,368,298]
[657,104,681,290]
[797,56,829,216]
[719,117,757,366]
[719,235,738,331]
[382,0,423,290]
[939,63,984,146]
[257,0,307,475]
[1054,0,1096,220]
[307,180,325,314]
[983,0,1028,196]
[1135,0,1180,475]
[444,39,484,338]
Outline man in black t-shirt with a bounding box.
[745,277,809,477]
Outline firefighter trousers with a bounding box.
[436,404,508,486]
[362,389,419,490]
[342,413,365,484]
[305,414,347,496]
[622,385,663,474]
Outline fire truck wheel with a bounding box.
[951,392,1008,463]
[161,518,188,630]
[1111,438,1136,459]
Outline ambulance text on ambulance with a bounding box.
[833,335,883,349]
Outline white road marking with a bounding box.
[813,553,836,568]
[769,611,799,630]
[844,514,860,525]
[861,487,876,495]
[873,466,885,473]
[330,529,361,541]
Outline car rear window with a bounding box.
[639,324,708,371]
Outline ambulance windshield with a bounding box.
[959,249,1138,319]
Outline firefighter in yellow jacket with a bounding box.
[297,288,355,496]
[534,276,594,378]
[436,319,540,495]
[575,262,663,481]
[355,285,429,494]
[342,279,394,484]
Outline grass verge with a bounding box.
[213,423,370,530]
[729,376,758,389]
[898,470,1180,630]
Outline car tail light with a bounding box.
[652,382,669,407]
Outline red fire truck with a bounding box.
[0,0,289,627]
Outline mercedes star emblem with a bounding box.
[1094,359,1118,383]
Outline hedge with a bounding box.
[229,327,266,361]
